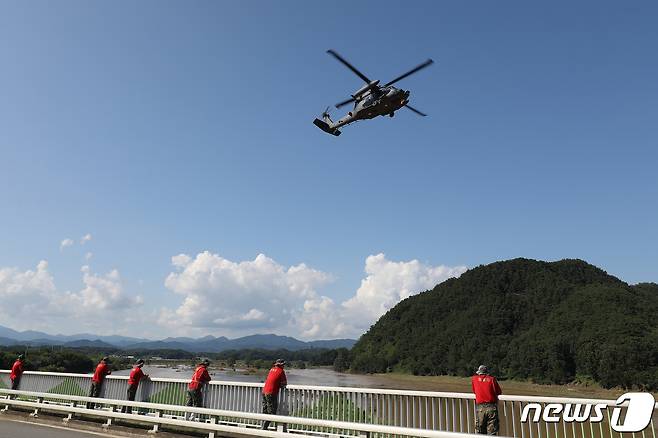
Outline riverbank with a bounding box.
[126,365,639,399]
[359,373,640,399]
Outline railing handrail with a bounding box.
[0,388,503,438]
[3,369,654,407]
[2,395,312,438]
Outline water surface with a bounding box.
[114,366,387,388]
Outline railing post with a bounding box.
[62,412,74,424]
[208,417,217,438]
[147,410,161,434]
[30,397,43,417]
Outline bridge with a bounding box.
[1,370,655,437]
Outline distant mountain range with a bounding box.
[0,325,356,352]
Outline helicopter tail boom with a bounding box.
[313,118,341,136]
[313,110,342,136]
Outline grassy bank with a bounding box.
[362,373,652,399]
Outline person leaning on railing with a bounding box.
[8,354,24,398]
[121,358,149,414]
[185,359,211,420]
[87,357,111,409]
[471,365,503,435]
[261,358,288,431]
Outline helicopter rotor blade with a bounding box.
[404,104,427,117]
[384,59,434,87]
[335,97,356,109]
[327,50,371,84]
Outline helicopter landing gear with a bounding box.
[389,112,395,117]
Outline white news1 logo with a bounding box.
[521,392,655,433]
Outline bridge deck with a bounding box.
[0,417,109,438]
[0,412,188,438]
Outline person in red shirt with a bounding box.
[185,359,211,420]
[87,357,112,409]
[10,354,24,391]
[261,358,288,430]
[121,359,149,414]
[7,354,25,401]
[471,365,503,435]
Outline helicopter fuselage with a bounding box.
[333,87,410,128]
[352,87,410,119]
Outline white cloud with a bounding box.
[0,251,465,339]
[60,238,74,251]
[85,252,93,261]
[61,266,142,310]
[0,261,142,333]
[171,254,192,267]
[342,253,467,331]
[80,234,92,245]
[161,251,332,334]
[292,254,466,338]
[341,254,467,329]
[294,295,348,338]
[0,261,57,313]
[160,251,466,339]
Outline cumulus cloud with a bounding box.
[60,238,74,251]
[293,254,466,338]
[80,234,92,245]
[341,254,468,328]
[160,251,466,339]
[61,266,142,310]
[0,261,57,316]
[1,251,465,339]
[0,261,142,333]
[294,295,348,338]
[161,251,332,333]
[85,252,93,261]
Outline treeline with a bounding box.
[1,347,100,373]
[349,259,658,390]
[0,346,353,373]
[209,348,350,370]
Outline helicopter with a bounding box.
[313,50,434,136]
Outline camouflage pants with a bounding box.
[186,389,203,407]
[121,384,139,413]
[476,403,499,435]
[9,378,19,399]
[261,393,279,430]
[86,382,103,409]
[184,389,206,420]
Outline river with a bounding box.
[113,366,392,388]
[113,366,635,399]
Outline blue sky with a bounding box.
[0,1,656,338]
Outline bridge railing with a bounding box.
[0,388,503,438]
[1,370,655,437]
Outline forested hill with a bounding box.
[350,258,658,390]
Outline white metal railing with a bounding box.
[0,388,501,438]
[1,370,656,437]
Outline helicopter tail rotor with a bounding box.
[313,118,342,136]
[314,107,341,136]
